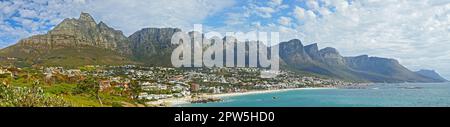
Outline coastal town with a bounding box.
[0,64,361,107]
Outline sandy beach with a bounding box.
[146,96,192,107]
[150,87,336,107]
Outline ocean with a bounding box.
[181,83,450,107]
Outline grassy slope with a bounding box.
[10,81,133,107]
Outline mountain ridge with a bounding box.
[0,12,446,83]
[415,69,448,82]
[277,40,437,82]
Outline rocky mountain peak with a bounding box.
[128,27,182,65]
[287,39,303,46]
[15,12,130,55]
[304,43,323,61]
[319,47,345,66]
[304,43,319,54]
[280,39,306,54]
[319,47,340,55]
[97,21,122,35]
[80,13,97,28]
[278,39,313,65]
[129,28,181,45]
[415,70,448,82]
[355,55,369,59]
[50,12,98,34]
[305,43,318,51]
[98,21,108,27]
[79,12,96,23]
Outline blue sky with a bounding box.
[1,0,450,79]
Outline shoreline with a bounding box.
[208,87,336,98]
[152,87,336,107]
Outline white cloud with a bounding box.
[325,0,349,12]
[306,0,320,10]
[269,0,283,6]
[293,6,306,20]
[18,9,38,18]
[318,7,331,16]
[251,22,261,28]
[243,0,289,19]
[255,6,276,18]
[0,0,89,47]
[73,0,86,4]
[81,0,235,35]
[305,10,316,19]
[278,16,292,26]
[294,0,450,78]
[293,6,316,22]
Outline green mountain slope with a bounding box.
[0,45,136,67]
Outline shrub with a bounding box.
[0,84,71,107]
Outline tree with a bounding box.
[129,80,142,100]
[76,76,103,106]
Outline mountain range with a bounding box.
[415,69,448,82]
[0,13,447,83]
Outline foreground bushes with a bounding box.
[0,84,71,107]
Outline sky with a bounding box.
[0,0,450,79]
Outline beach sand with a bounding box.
[146,96,191,107]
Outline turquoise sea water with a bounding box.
[182,83,450,107]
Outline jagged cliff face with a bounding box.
[304,43,323,62]
[344,55,401,75]
[279,39,312,65]
[319,47,346,66]
[17,13,130,55]
[129,28,181,56]
[128,28,182,66]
